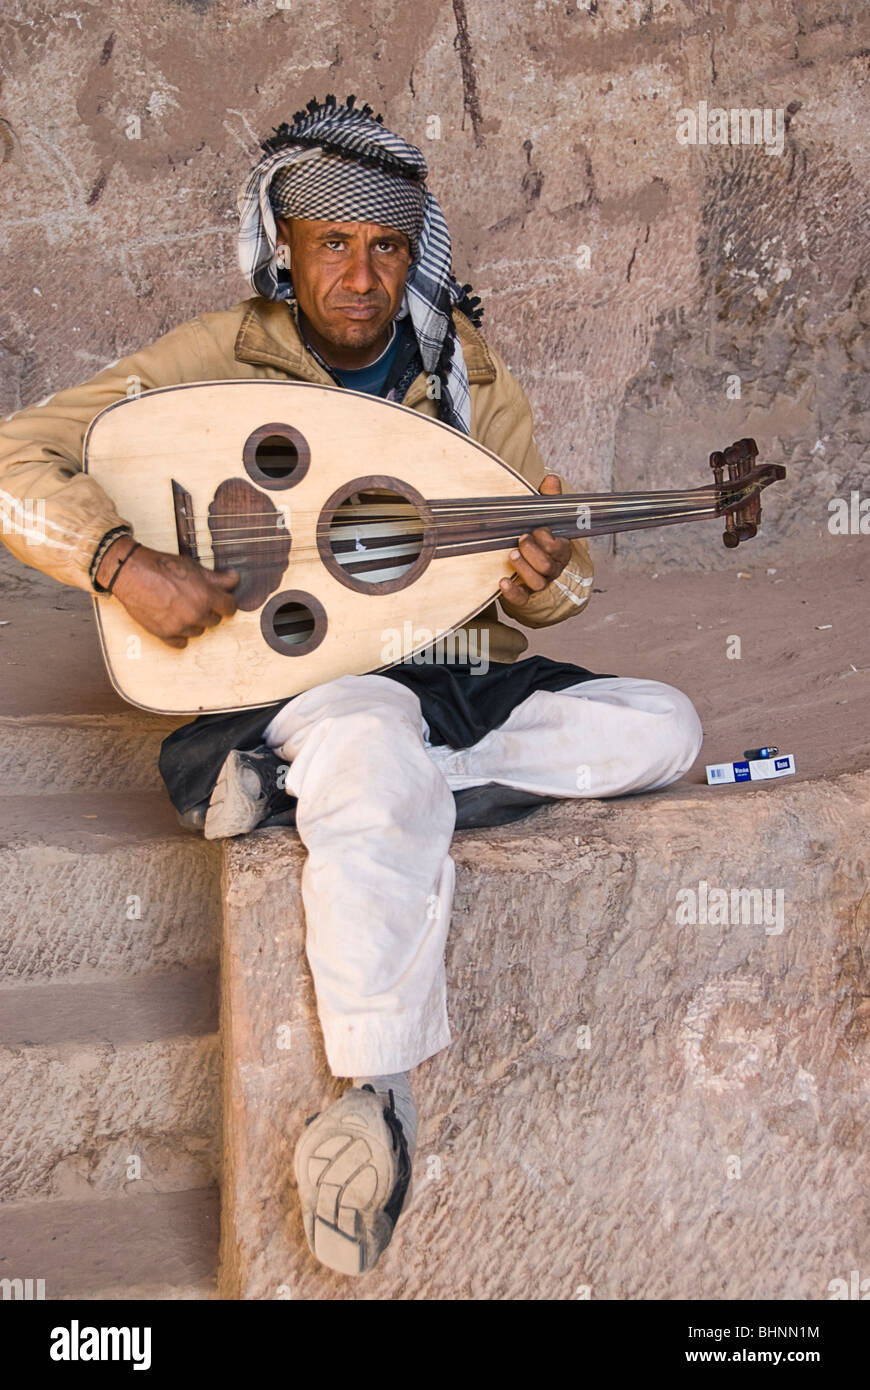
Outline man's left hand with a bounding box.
[498,474,572,606]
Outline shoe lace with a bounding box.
[361,1085,412,1228]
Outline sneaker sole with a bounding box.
[203,751,265,841]
[293,1090,406,1277]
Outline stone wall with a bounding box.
[2,0,868,568]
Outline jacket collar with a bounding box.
[234,296,497,387]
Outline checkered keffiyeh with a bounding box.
[269,148,426,259]
[236,94,475,434]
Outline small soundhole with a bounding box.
[260,590,327,657]
[243,423,311,490]
[272,600,314,645]
[255,435,299,479]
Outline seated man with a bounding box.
[0,95,702,1279]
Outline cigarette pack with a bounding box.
[706,753,796,786]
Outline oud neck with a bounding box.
[427,478,757,555]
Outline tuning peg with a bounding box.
[715,438,762,546]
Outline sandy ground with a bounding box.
[1,540,868,787]
[528,540,870,786]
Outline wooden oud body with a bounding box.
[85,381,536,714]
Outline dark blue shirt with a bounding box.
[331,322,404,396]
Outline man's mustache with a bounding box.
[328,297,389,310]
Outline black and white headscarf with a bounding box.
[237,94,481,435]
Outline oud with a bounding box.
[84,380,785,715]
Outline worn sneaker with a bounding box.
[293,1085,413,1277]
[203,744,293,840]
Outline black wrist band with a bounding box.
[104,541,141,595]
[90,526,133,590]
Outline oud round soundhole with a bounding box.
[317,476,436,595]
[260,590,327,657]
[243,423,310,490]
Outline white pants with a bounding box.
[263,674,703,1077]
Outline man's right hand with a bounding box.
[96,537,239,649]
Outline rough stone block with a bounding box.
[0,714,176,795]
[0,1034,220,1204]
[0,1188,219,1299]
[0,794,220,984]
[219,772,869,1299]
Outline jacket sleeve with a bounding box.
[0,315,211,592]
[469,339,595,630]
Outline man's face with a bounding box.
[276,215,411,361]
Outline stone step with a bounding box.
[0,966,218,1048]
[1,536,208,1301]
[0,792,220,984]
[0,713,178,795]
[0,1188,219,1299]
[0,1030,220,1205]
[218,769,870,1300]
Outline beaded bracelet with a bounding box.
[104,541,141,595]
[89,526,133,591]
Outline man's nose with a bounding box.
[341,247,380,295]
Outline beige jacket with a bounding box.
[0,297,594,663]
